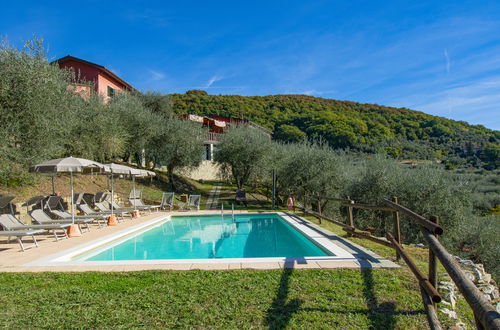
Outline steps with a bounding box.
[206,184,222,210]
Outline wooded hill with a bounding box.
[170,90,500,169]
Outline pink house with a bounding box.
[53,55,134,103]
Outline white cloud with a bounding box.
[205,75,222,88]
[148,69,166,81]
[444,49,451,75]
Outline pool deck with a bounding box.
[0,211,398,272]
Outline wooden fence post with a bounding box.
[392,197,402,261]
[317,199,322,224]
[347,196,354,236]
[302,195,306,217]
[429,215,439,308]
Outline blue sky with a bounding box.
[1,1,500,130]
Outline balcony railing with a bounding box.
[205,132,223,143]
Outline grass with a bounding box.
[0,179,477,328]
[0,269,429,329]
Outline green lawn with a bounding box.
[0,268,428,329]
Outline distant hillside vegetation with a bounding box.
[170,90,500,169]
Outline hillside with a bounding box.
[170,90,500,169]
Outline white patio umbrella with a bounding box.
[104,164,155,213]
[104,163,142,216]
[30,157,108,236]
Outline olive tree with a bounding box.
[0,38,79,183]
[148,118,204,189]
[344,155,472,242]
[215,126,273,189]
[275,141,349,211]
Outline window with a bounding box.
[107,86,115,97]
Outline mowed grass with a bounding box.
[0,268,428,329]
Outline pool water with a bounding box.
[76,214,330,261]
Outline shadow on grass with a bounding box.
[264,265,419,329]
[361,268,397,329]
[265,267,302,329]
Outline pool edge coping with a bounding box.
[23,212,398,270]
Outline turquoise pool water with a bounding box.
[77,214,330,261]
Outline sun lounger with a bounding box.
[77,203,120,225]
[45,196,105,222]
[178,194,201,211]
[235,189,248,207]
[128,190,161,212]
[108,200,135,212]
[0,213,69,241]
[161,192,175,211]
[0,229,44,251]
[0,196,16,214]
[129,198,161,213]
[93,202,129,221]
[29,209,95,232]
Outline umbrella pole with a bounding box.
[51,175,55,195]
[70,171,75,224]
[107,170,118,226]
[111,172,114,216]
[67,171,82,237]
[133,176,137,212]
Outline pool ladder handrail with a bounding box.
[221,203,236,222]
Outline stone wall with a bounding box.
[180,161,221,181]
[438,255,499,327]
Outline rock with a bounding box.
[492,289,499,299]
[464,271,476,282]
[497,302,500,314]
[474,267,484,282]
[483,273,492,284]
[483,294,492,301]
[440,308,457,319]
[411,243,425,248]
[480,285,495,295]
[453,322,466,330]
[459,259,474,266]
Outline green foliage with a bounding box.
[148,119,204,188]
[448,214,500,280]
[274,124,306,142]
[215,126,273,188]
[170,92,499,169]
[139,91,174,117]
[273,141,350,209]
[343,157,472,242]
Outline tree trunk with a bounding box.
[167,164,176,190]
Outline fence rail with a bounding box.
[299,195,500,329]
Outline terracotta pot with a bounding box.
[67,224,82,237]
[107,215,118,226]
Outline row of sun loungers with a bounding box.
[0,191,202,251]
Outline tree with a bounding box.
[274,140,349,212]
[0,37,78,183]
[274,124,306,142]
[148,119,204,189]
[139,91,174,118]
[215,126,272,189]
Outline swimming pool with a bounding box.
[28,212,357,267]
[75,214,330,261]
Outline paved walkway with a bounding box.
[205,183,222,210]
[0,210,398,272]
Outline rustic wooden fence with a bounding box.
[298,196,500,330]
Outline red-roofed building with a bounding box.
[53,55,134,103]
